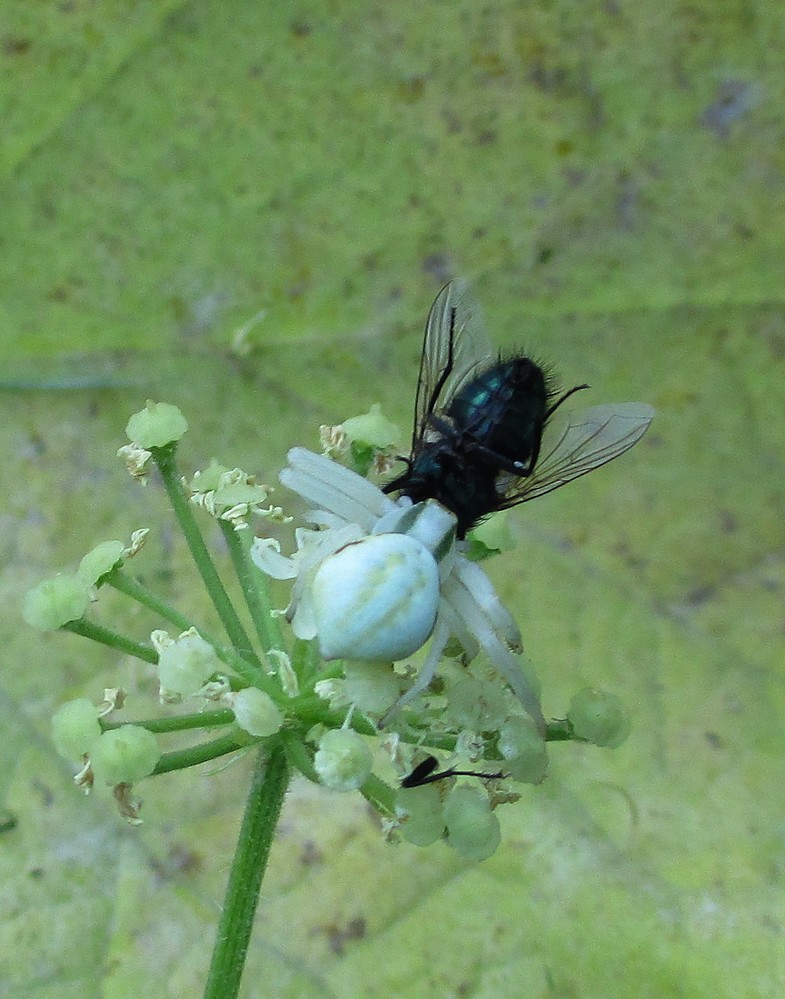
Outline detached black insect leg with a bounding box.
[402,755,507,788]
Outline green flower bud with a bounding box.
[344,661,405,715]
[568,688,630,748]
[230,688,284,738]
[185,459,228,492]
[77,540,126,586]
[51,699,101,759]
[443,786,501,861]
[444,676,508,731]
[314,729,373,791]
[395,784,445,846]
[125,401,188,448]
[498,715,548,784]
[339,404,401,449]
[23,575,91,631]
[90,725,160,784]
[154,628,220,697]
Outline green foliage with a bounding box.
[2,2,783,997]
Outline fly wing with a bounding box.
[411,280,493,452]
[500,402,655,504]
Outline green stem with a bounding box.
[544,719,574,742]
[203,744,289,999]
[107,570,281,695]
[63,619,157,664]
[291,637,321,686]
[361,773,396,817]
[313,662,345,682]
[102,709,235,734]
[219,522,284,654]
[153,733,251,775]
[107,569,197,632]
[288,696,377,735]
[153,448,262,672]
[280,729,318,782]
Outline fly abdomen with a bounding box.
[446,357,550,471]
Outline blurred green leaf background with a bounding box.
[2,2,784,997]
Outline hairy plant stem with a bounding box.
[63,618,157,663]
[153,733,252,775]
[203,744,290,999]
[102,708,235,734]
[219,522,285,654]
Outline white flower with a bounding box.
[117,441,153,482]
[226,687,284,738]
[314,728,373,791]
[152,627,221,700]
[185,462,287,531]
[251,448,544,732]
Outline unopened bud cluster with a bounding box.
[52,697,160,787]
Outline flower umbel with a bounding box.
[29,388,644,866]
[251,447,545,731]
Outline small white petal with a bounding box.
[250,538,297,580]
[289,588,318,640]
